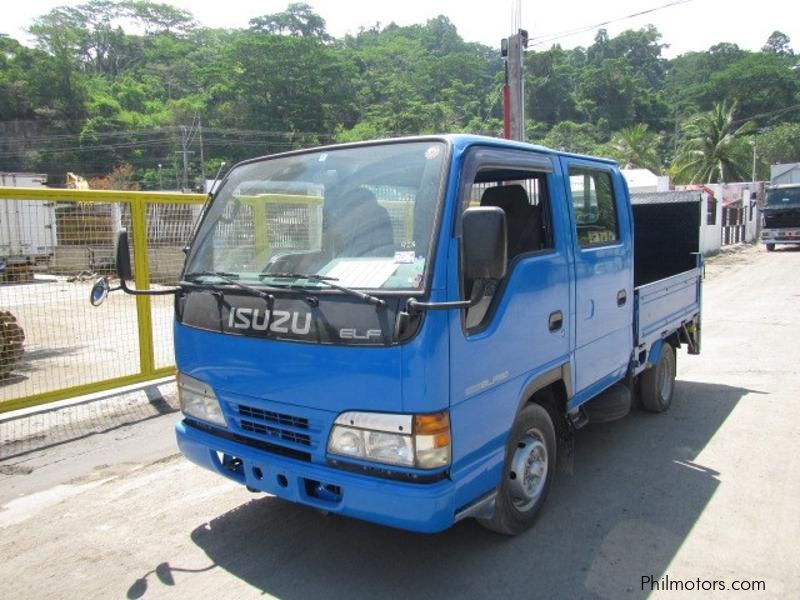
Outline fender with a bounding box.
[454,363,573,524]
[514,363,572,417]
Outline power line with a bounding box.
[0,125,342,148]
[731,102,800,125]
[0,127,182,144]
[528,0,694,48]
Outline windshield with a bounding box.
[766,187,800,208]
[185,141,447,291]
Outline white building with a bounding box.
[621,169,671,193]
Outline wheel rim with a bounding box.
[508,428,548,511]
[657,348,674,402]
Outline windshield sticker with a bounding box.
[394,251,416,264]
[425,146,441,160]
[325,259,398,288]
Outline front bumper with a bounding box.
[175,420,458,533]
[762,229,800,244]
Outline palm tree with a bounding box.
[606,123,662,173]
[671,102,755,184]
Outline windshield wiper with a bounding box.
[260,272,386,308]
[184,271,279,300]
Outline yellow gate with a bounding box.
[0,187,205,412]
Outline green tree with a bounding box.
[757,123,800,165]
[0,35,38,120]
[29,8,88,118]
[249,3,329,39]
[603,124,662,172]
[227,33,357,141]
[526,45,583,126]
[671,102,755,183]
[539,121,606,154]
[124,0,195,35]
[578,58,641,130]
[596,25,667,88]
[664,43,746,113]
[701,53,800,124]
[762,31,793,56]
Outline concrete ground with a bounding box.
[0,243,798,599]
[0,276,176,404]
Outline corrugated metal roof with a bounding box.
[770,163,800,179]
[631,191,702,205]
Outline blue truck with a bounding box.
[95,135,702,534]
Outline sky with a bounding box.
[3,0,800,58]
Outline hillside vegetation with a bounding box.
[1,1,799,188]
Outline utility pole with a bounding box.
[198,113,207,189]
[674,109,680,154]
[501,29,528,141]
[175,125,195,192]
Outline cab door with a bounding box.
[447,147,573,478]
[561,159,633,396]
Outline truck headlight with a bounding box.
[327,411,450,470]
[178,372,227,428]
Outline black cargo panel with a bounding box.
[631,191,701,287]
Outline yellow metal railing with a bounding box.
[0,187,205,412]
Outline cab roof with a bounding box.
[440,133,618,165]
[233,133,618,170]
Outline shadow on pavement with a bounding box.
[141,380,758,599]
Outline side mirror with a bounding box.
[90,277,110,307]
[115,229,133,281]
[90,229,181,305]
[462,207,507,281]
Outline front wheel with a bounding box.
[766,243,775,252]
[478,403,556,535]
[640,343,676,413]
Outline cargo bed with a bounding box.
[634,266,701,349]
[630,191,704,360]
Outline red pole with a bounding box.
[503,85,511,139]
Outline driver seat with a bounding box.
[480,184,542,261]
[327,187,395,257]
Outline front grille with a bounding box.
[239,405,309,430]
[236,403,315,450]
[764,210,800,229]
[240,419,312,446]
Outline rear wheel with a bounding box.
[640,343,675,413]
[478,403,556,535]
[766,243,775,252]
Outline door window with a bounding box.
[463,169,554,329]
[568,168,619,247]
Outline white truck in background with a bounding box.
[0,172,57,281]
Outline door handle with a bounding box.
[617,289,627,306]
[548,310,564,332]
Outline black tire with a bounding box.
[766,243,775,252]
[478,403,557,535]
[640,343,675,413]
